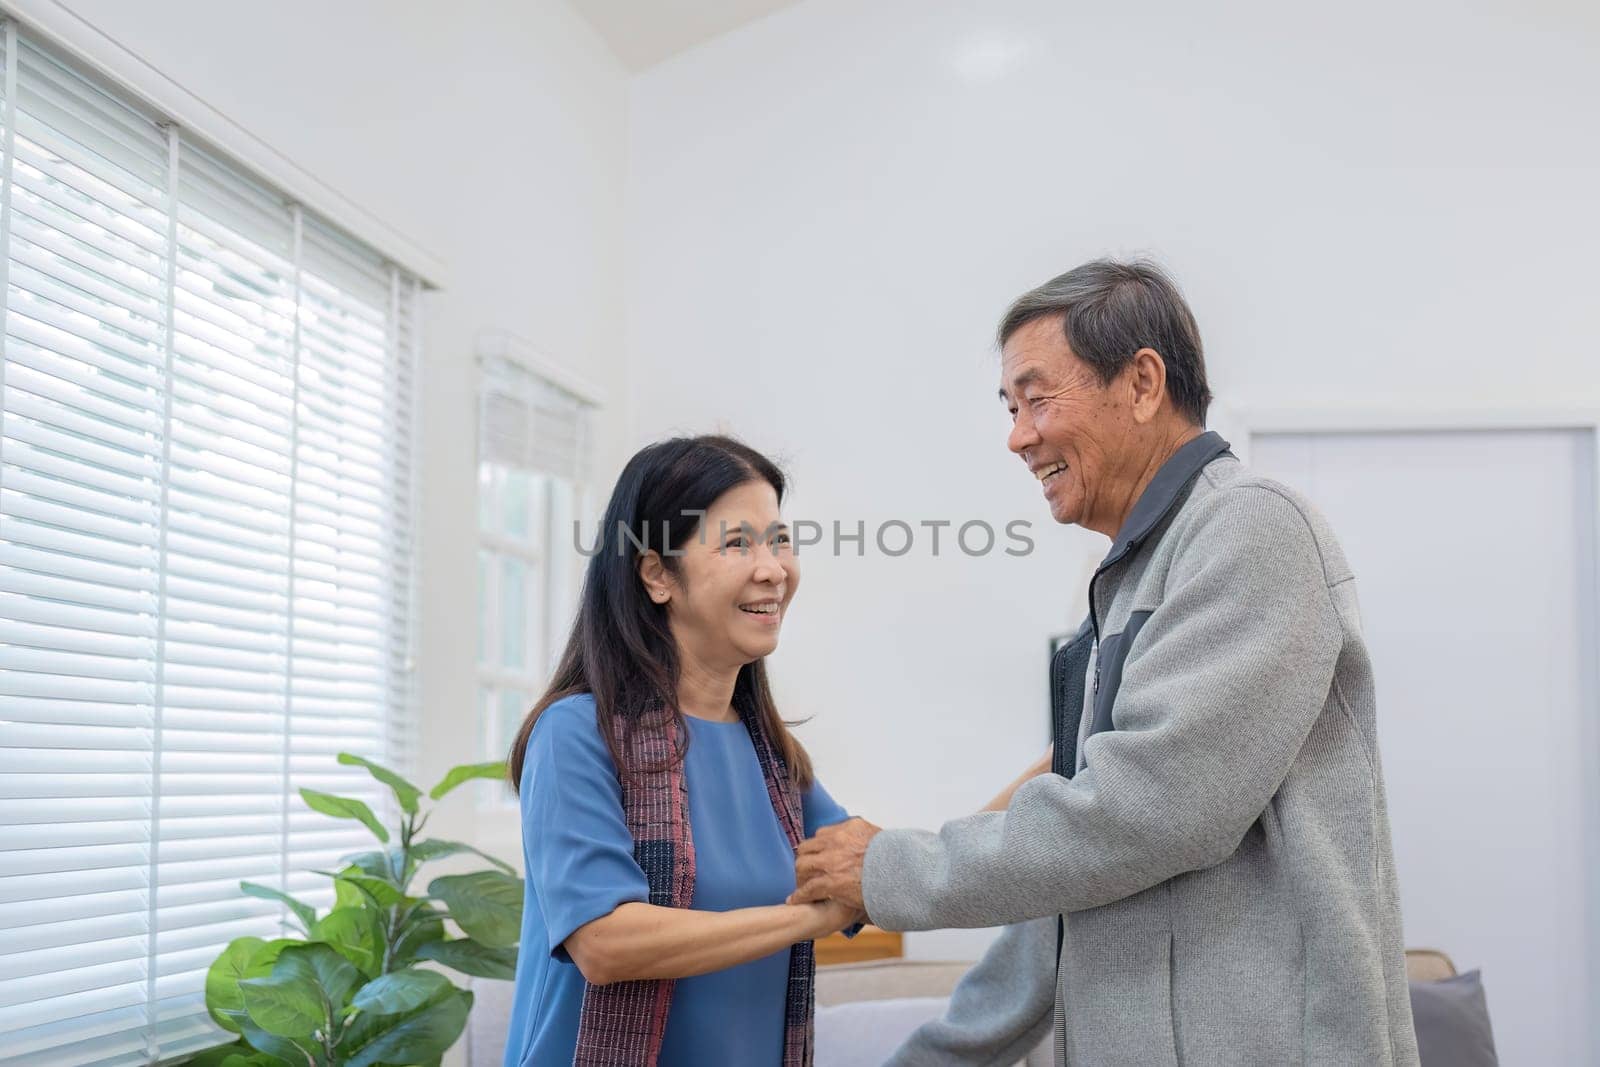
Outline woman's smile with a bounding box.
[737,598,783,627]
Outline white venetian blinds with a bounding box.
[0,20,422,1066]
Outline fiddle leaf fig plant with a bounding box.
[188,756,518,1067]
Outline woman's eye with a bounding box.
[725,537,746,549]
[774,533,792,546]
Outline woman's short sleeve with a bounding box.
[520,698,650,958]
[802,777,851,838]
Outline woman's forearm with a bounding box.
[565,901,825,985]
[980,744,1056,813]
[981,775,1026,812]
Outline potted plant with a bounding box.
[187,754,521,1067]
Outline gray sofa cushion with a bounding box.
[816,996,950,1067]
[1410,970,1498,1067]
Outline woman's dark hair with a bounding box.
[507,434,813,793]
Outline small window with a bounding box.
[476,352,593,799]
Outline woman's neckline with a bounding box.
[681,711,743,727]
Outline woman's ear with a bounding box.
[637,551,672,605]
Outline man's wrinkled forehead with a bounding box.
[998,316,1071,400]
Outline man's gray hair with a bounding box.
[998,258,1212,425]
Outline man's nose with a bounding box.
[1008,410,1038,456]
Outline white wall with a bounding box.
[625,0,1600,958]
[47,0,632,859]
[1252,427,1600,1065]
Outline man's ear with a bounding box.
[638,550,672,605]
[1127,348,1169,425]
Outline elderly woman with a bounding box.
[501,435,861,1067]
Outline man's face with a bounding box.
[999,315,1128,530]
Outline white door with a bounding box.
[1249,427,1599,1066]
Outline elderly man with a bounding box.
[790,260,1419,1066]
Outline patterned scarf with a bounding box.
[573,707,815,1067]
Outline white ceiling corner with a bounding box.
[567,0,806,71]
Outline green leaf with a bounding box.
[409,838,516,875]
[273,942,362,1016]
[342,987,473,1067]
[391,909,446,967]
[219,1055,292,1067]
[340,848,402,882]
[427,761,506,801]
[238,971,324,1038]
[299,788,390,842]
[351,969,453,1015]
[338,871,405,907]
[219,1049,291,1067]
[427,871,523,947]
[187,1047,293,1067]
[238,1021,318,1067]
[205,937,267,1034]
[313,907,383,979]
[248,939,300,970]
[239,882,317,935]
[337,752,422,814]
[415,937,518,980]
[333,876,368,911]
[177,1038,279,1067]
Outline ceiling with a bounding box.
[567,0,807,71]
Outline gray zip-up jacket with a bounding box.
[865,433,1420,1067]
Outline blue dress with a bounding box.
[502,693,851,1067]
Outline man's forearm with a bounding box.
[864,491,1344,932]
[885,916,1056,1066]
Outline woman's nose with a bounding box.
[752,544,785,581]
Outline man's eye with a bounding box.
[774,532,792,545]
[725,537,746,549]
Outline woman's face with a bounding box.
[646,479,799,670]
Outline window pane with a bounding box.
[480,685,495,759]
[548,477,583,635]
[478,463,496,534]
[499,690,528,763]
[477,549,492,666]
[501,556,526,670]
[504,467,529,540]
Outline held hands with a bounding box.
[788,816,881,912]
[796,896,868,941]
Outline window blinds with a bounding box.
[478,354,592,485]
[0,20,422,1066]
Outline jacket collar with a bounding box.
[1096,430,1232,575]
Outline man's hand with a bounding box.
[788,817,882,912]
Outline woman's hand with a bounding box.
[980,743,1055,813]
[797,897,866,941]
